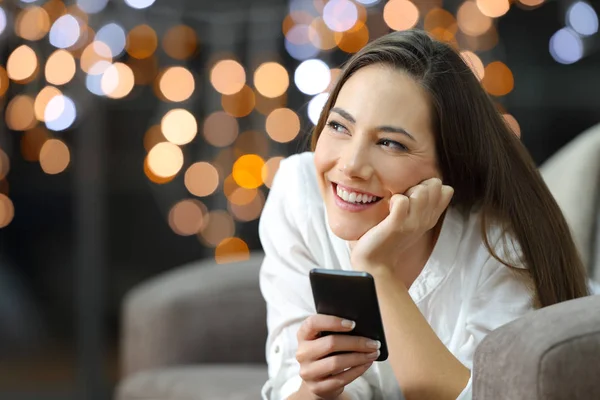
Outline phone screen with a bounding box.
[309,268,389,361]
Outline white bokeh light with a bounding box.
[0,8,6,37]
[86,61,111,96]
[45,95,76,131]
[49,15,81,49]
[549,28,584,64]
[323,0,358,32]
[124,0,156,9]
[356,0,380,5]
[95,23,126,57]
[294,59,331,95]
[77,0,109,14]
[308,93,330,125]
[567,2,599,36]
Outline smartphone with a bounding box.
[309,268,389,362]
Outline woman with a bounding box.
[259,29,590,400]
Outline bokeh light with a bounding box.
[323,0,358,32]
[45,95,77,131]
[457,1,493,36]
[147,142,184,178]
[39,138,70,174]
[15,6,51,41]
[0,149,9,180]
[549,28,584,64]
[503,114,521,138]
[294,59,330,95]
[0,8,6,37]
[210,60,246,95]
[203,111,239,147]
[43,0,68,24]
[34,86,62,121]
[21,126,49,162]
[49,14,81,49]
[96,23,126,58]
[460,50,485,80]
[221,85,255,118]
[45,50,76,85]
[261,156,284,188]
[0,194,14,229]
[159,66,195,102]
[335,23,369,53]
[143,125,166,152]
[384,0,419,31]
[127,55,159,85]
[476,0,510,18]
[7,45,38,83]
[357,0,380,4]
[481,61,514,96]
[518,0,544,7]
[168,199,207,236]
[461,23,499,51]
[215,237,250,264]
[255,92,287,116]
[567,2,598,36]
[161,109,197,145]
[198,210,235,247]
[185,162,219,197]
[234,131,270,159]
[6,95,36,131]
[254,62,289,98]
[233,154,265,189]
[309,17,338,50]
[77,0,109,14]
[162,25,197,60]
[266,108,301,143]
[81,41,112,74]
[124,0,156,9]
[86,62,111,95]
[308,92,329,125]
[144,157,175,184]
[0,67,9,97]
[126,24,158,59]
[228,189,265,222]
[424,8,458,35]
[285,25,320,60]
[101,62,135,99]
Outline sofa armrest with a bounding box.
[473,295,600,400]
[120,252,267,377]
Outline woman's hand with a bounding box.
[294,314,380,400]
[350,178,453,273]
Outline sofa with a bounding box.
[116,123,600,400]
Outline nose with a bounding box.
[338,138,373,180]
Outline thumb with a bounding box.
[389,194,409,219]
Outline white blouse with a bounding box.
[259,152,537,400]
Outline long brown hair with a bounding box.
[310,29,589,307]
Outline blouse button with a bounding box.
[274,345,280,353]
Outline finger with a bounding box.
[308,362,374,398]
[313,334,381,359]
[301,350,379,381]
[438,185,454,210]
[404,185,430,229]
[297,315,355,342]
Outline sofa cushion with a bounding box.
[116,365,268,400]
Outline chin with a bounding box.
[327,213,376,241]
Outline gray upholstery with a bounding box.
[473,295,600,400]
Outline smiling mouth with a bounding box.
[332,183,383,206]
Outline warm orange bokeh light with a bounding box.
[457,1,493,37]
[261,156,284,188]
[221,85,256,118]
[162,25,197,60]
[34,86,62,121]
[518,0,545,6]
[503,114,521,138]
[0,149,10,181]
[39,138,70,174]
[161,109,197,145]
[233,154,265,189]
[81,41,112,74]
[0,67,9,97]
[309,17,337,50]
[215,237,250,264]
[101,62,135,99]
[45,50,76,85]
[335,24,369,53]
[227,187,257,206]
[0,194,15,228]
[265,108,301,143]
[7,45,38,83]
[229,189,265,222]
[234,131,270,159]
[168,199,207,236]
[147,142,184,178]
[43,0,67,24]
[143,125,167,152]
[6,95,36,131]
[384,0,420,31]
[477,0,510,18]
[21,126,49,162]
[203,111,239,147]
[482,61,514,96]
[15,6,51,41]
[210,59,246,95]
[424,8,458,34]
[185,162,219,197]
[126,24,158,59]
[254,62,289,98]
[198,210,235,247]
[460,50,485,80]
[143,157,175,184]
[159,66,195,102]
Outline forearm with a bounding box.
[372,268,470,400]
[286,383,354,400]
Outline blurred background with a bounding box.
[0,0,598,398]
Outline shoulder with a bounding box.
[270,151,323,208]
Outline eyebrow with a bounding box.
[330,107,417,142]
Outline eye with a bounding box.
[326,120,348,134]
[378,139,408,151]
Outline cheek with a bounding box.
[313,134,336,173]
[382,160,440,194]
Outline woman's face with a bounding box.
[314,64,441,241]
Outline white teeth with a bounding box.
[336,185,378,205]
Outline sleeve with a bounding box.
[259,157,373,400]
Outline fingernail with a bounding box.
[366,340,381,349]
[341,319,355,329]
[367,350,380,359]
